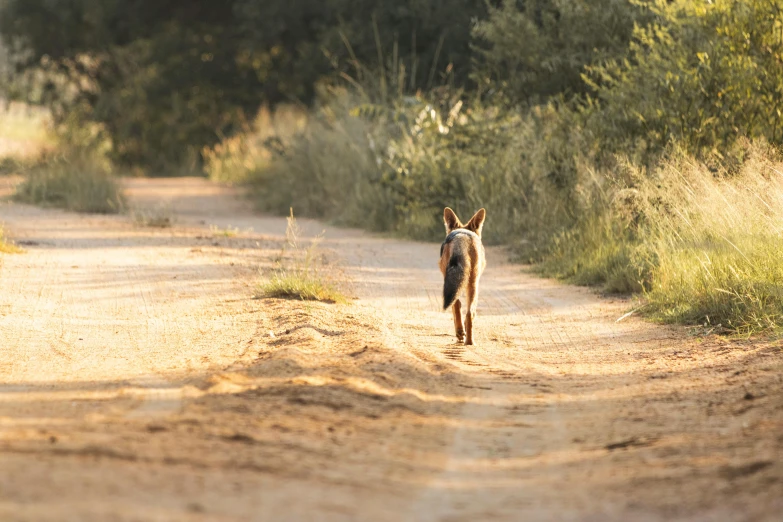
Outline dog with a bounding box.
[439,207,486,345]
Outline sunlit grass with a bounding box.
[203,105,307,185]
[260,272,346,303]
[640,150,783,335]
[0,223,23,254]
[539,145,783,335]
[257,209,346,304]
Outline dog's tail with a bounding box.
[443,252,470,310]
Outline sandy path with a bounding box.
[0,177,781,521]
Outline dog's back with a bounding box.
[440,207,486,345]
[440,228,484,310]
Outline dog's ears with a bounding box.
[443,207,462,233]
[464,208,486,237]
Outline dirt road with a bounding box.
[0,177,781,521]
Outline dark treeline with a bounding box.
[0,0,484,169]
[0,0,643,170]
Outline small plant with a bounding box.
[13,152,125,214]
[257,209,346,303]
[131,204,175,228]
[209,224,240,237]
[0,225,22,254]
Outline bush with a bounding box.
[203,105,307,185]
[249,92,394,232]
[586,0,783,156]
[473,0,642,104]
[245,87,587,244]
[13,152,126,213]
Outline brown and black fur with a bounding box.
[439,207,486,345]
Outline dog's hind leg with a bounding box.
[452,299,465,342]
[464,282,479,345]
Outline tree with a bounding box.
[0,0,488,171]
[472,0,642,105]
[587,0,783,155]
[0,1,265,170]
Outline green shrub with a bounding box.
[586,0,783,156]
[473,0,642,104]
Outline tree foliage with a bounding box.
[472,0,643,105]
[5,0,783,170]
[586,0,783,155]
[0,0,487,171]
[0,1,262,170]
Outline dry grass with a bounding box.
[541,144,783,335]
[640,148,783,334]
[0,225,22,254]
[131,204,175,228]
[257,209,346,304]
[13,152,125,214]
[209,224,240,238]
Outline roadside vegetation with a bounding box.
[13,152,125,214]
[0,102,125,214]
[4,0,783,333]
[257,209,346,303]
[0,103,53,159]
[210,0,783,335]
[0,225,21,254]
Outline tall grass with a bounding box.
[0,103,56,176]
[250,94,400,233]
[642,148,783,334]
[537,144,783,334]
[0,102,53,154]
[242,88,559,243]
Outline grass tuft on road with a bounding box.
[0,225,22,254]
[260,271,345,303]
[257,209,346,304]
